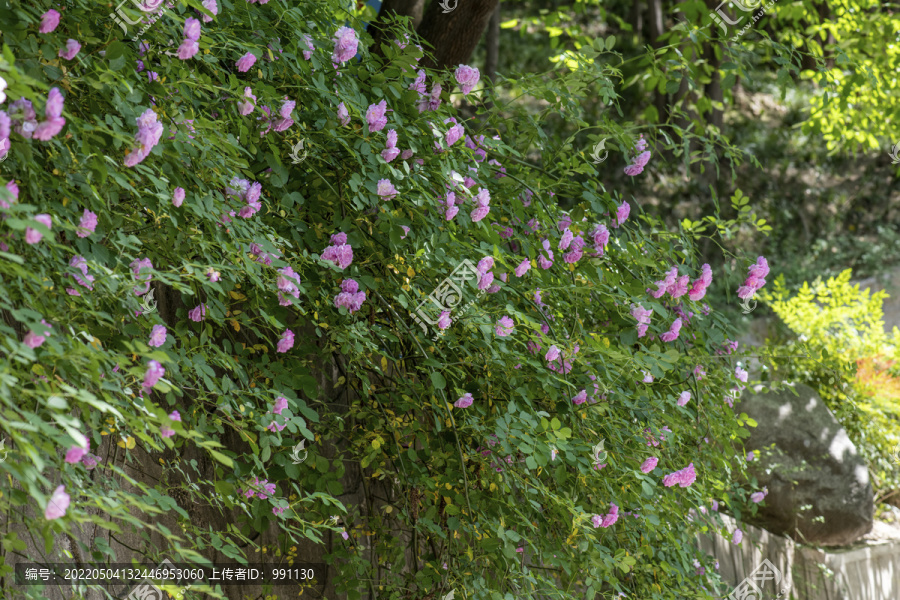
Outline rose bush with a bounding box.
[0,0,777,598]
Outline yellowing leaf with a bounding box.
[229,291,247,300]
[117,436,136,449]
[407,267,415,277]
[381,357,388,372]
[230,320,240,332]
[372,438,381,449]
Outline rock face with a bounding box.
[737,383,873,546]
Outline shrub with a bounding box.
[0,1,774,598]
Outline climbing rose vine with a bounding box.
[0,1,775,599]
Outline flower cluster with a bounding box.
[454,393,473,408]
[67,256,95,295]
[277,266,302,306]
[321,232,353,270]
[124,109,164,167]
[631,303,653,338]
[644,426,672,447]
[5,87,66,146]
[25,214,52,244]
[412,70,441,113]
[538,239,554,269]
[750,487,768,503]
[650,267,690,299]
[476,256,496,290]
[737,256,769,299]
[177,17,201,60]
[455,65,481,95]
[547,344,578,374]
[130,258,154,296]
[366,100,388,133]
[59,39,81,61]
[198,0,217,22]
[276,329,294,353]
[242,476,276,500]
[332,27,359,64]
[640,456,659,473]
[267,396,292,432]
[24,319,52,348]
[382,129,400,162]
[471,188,491,222]
[592,502,619,528]
[688,264,713,301]
[236,52,257,72]
[143,360,165,389]
[337,102,350,125]
[377,178,398,200]
[495,316,514,337]
[225,177,263,218]
[660,317,682,343]
[239,87,257,115]
[189,303,206,322]
[148,325,167,347]
[590,223,610,256]
[160,410,180,438]
[662,462,697,488]
[45,485,70,520]
[334,279,366,313]
[624,135,651,176]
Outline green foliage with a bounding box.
[762,270,900,498]
[0,1,791,599]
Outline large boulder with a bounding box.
[736,383,873,546]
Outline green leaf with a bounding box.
[430,372,446,390]
[215,480,235,498]
[208,450,233,468]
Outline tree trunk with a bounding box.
[485,3,501,84]
[368,0,426,58]
[646,0,667,123]
[632,0,643,40]
[703,40,724,132]
[417,0,500,70]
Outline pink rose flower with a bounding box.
[45,485,70,520]
[236,52,257,72]
[39,9,61,33]
[454,393,473,408]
